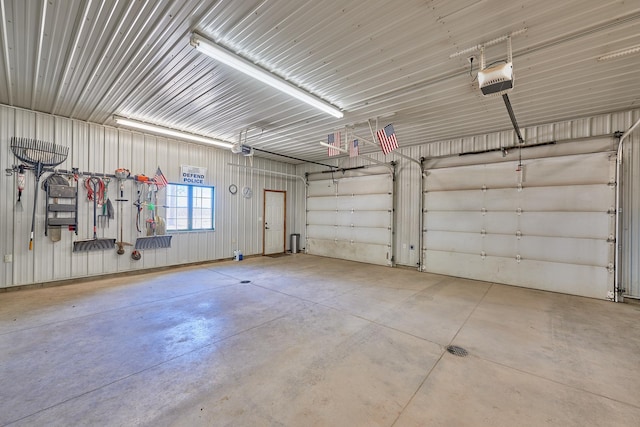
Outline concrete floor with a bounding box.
[1,254,639,427]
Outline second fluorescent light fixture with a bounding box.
[190,32,344,119]
[114,117,234,149]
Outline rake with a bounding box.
[11,137,69,250]
[73,177,116,252]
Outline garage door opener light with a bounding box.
[477,37,514,97]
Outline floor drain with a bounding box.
[240,280,251,284]
[446,345,468,357]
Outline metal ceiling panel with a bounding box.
[0,0,638,164]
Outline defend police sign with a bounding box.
[181,165,207,185]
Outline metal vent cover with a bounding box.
[446,345,468,357]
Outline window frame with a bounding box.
[165,183,215,232]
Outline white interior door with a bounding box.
[422,144,616,299]
[264,190,285,255]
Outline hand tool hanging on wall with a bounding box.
[43,173,73,242]
[114,168,132,255]
[10,137,69,250]
[133,177,145,233]
[16,165,25,212]
[134,178,171,250]
[98,177,114,228]
[73,177,116,252]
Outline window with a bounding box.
[165,184,214,231]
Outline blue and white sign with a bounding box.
[181,165,207,185]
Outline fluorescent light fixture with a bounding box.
[190,32,344,119]
[598,44,640,61]
[114,116,234,149]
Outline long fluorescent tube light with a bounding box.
[190,32,344,119]
[114,117,234,149]
[598,44,640,61]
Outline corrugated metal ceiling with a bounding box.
[0,0,638,163]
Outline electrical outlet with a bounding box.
[4,254,12,263]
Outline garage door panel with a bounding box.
[308,181,336,197]
[426,167,482,191]
[519,236,611,266]
[484,213,519,234]
[424,251,610,299]
[521,185,613,212]
[336,194,391,211]
[483,189,520,210]
[307,238,389,266]
[335,211,390,228]
[307,196,336,211]
[307,225,335,240]
[337,175,392,195]
[350,227,390,245]
[425,190,484,211]
[426,162,517,191]
[520,212,612,238]
[483,235,518,258]
[307,211,334,226]
[425,231,483,253]
[425,211,484,233]
[522,152,614,187]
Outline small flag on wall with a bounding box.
[328,131,341,157]
[376,124,399,155]
[350,139,359,157]
[154,167,168,189]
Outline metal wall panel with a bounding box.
[0,105,15,287]
[621,117,640,298]
[1,105,299,289]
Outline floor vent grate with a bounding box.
[446,345,468,357]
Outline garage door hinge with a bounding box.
[607,208,616,215]
[608,181,617,188]
[608,263,615,273]
[607,235,616,243]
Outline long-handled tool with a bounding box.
[10,137,69,250]
[73,177,116,252]
[114,168,132,255]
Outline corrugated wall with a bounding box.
[3,105,640,292]
[296,109,640,275]
[621,118,640,299]
[0,104,299,288]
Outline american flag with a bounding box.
[349,139,359,157]
[376,124,399,155]
[154,167,168,189]
[328,131,341,157]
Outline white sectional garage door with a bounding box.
[422,146,617,299]
[307,171,393,266]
